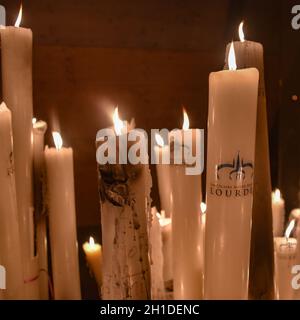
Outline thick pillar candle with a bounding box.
[0,102,24,299]
[45,132,81,299]
[205,43,259,299]
[0,9,39,299]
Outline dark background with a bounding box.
[1,0,299,299]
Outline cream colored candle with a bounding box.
[272,189,285,237]
[0,102,24,299]
[170,110,203,300]
[83,237,102,293]
[205,43,259,299]
[32,119,49,300]
[274,220,297,300]
[45,132,81,300]
[0,7,39,299]
[199,202,206,281]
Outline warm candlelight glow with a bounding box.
[112,107,124,136]
[200,202,207,214]
[89,236,95,247]
[155,133,164,147]
[14,4,22,28]
[157,210,171,227]
[228,42,237,71]
[273,188,282,202]
[182,108,190,130]
[52,131,63,150]
[32,117,37,125]
[285,219,295,240]
[238,21,245,42]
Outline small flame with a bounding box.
[52,131,63,150]
[155,133,164,147]
[89,236,95,247]
[182,108,190,130]
[228,42,237,71]
[15,4,22,27]
[239,21,245,42]
[113,107,124,136]
[200,202,207,214]
[285,219,295,240]
[273,188,282,202]
[32,117,37,125]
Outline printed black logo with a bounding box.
[217,152,253,180]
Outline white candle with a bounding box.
[82,237,103,293]
[272,189,285,237]
[274,220,297,300]
[32,119,49,300]
[170,110,203,300]
[45,132,81,299]
[0,102,24,299]
[0,6,39,299]
[157,210,172,285]
[205,43,259,299]
[199,202,206,282]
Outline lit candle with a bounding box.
[154,133,173,218]
[45,132,81,299]
[157,210,172,286]
[0,5,39,299]
[224,21,275,300]
[170,109,203,300]
[205,43,259,299]
[32,119,49,300]
[274,220,297,300]
[83,237,103,293]
[272,189,285,237]
[0,102,24,299]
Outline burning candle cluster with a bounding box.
[0,5,299,302]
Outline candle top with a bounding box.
[83,236,101,253]
[272,188,284,203]
[0,101,9,113]
[33,119,47,133]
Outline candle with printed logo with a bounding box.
[205,43,259,299]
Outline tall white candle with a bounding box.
[82,237,102,294]
[205,43,259,299]
[0,102,24,299]
[32,119,49,300]
[171,110,203,300]
[45,132,81,299]
[0,7,39,299]
[274,220,297,300]
[272,189,285,237]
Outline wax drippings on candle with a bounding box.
[14,4,22,28]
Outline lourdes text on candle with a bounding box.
[96,128,204,175]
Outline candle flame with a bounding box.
[32,117,37,125]
[155,133,164,147]
[200,202,207,214]
[228,42,237,71]
[285,219,295,240]
[89,236,95,247]
[182,108,190,130]
[113,107,124,136]
[14,4,22,27]
[52,131,63,150]
[273,188,282,202]
[239,21,245,42]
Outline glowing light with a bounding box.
[32,118,37,125]
[239,21,245,42]
[15,4,22,28]
[112,107,124,136]
[155,133,164,147]
[52,131,63,150]
[182,108,190,130]
[228,41,237,71]
[200,202,207,214]
[285,219,295,240]
[272,188,282,202]
[89,236,95,247]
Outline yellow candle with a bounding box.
[83,237,103,290]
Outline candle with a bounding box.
[45,132,81,299]
[205,43,259,299]
[32,119,49,300]
[274,220,297,300]
[0,102,24,299]
[272,189,285,236]
[289,208,300,238]
[96,107,151,299]
[154,134,173,218]
[225,22,275,299]
[82,237,103,294]
[0,6,39,299]
[170,109,203,300]
[157,210,172,286]
[199,202,206,281]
